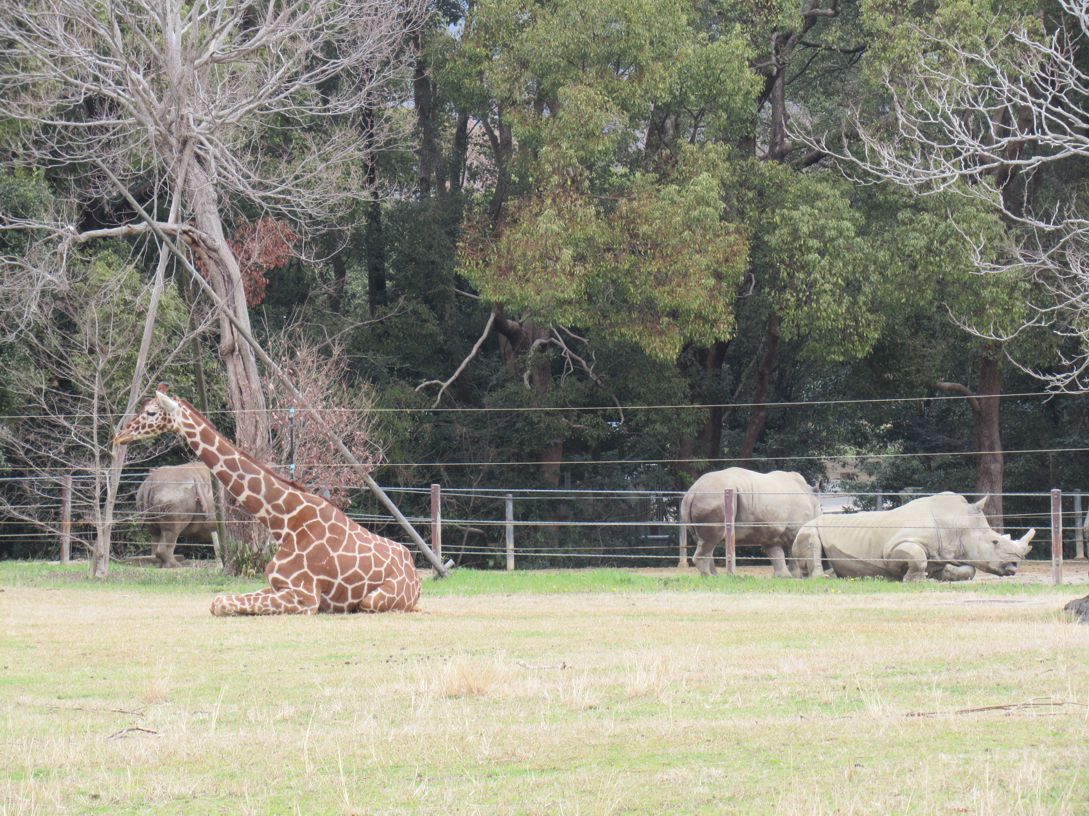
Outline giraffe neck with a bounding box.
[174,402,306,522]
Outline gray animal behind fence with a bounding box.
[680,467,821,577]
[135,462,216,567]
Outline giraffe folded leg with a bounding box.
[210,585,320,616]
[356,579,415,613]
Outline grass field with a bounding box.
[2,561,1088,815]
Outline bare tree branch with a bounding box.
[416,308,498,408]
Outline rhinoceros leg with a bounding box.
[888,540,929,582]
[692,538,718,576]
[153,528,181,568]
[938,564,976,582]
[766,544,794,578]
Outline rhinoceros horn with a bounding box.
[999,529,1036,557]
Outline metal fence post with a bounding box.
[1075,492,1085,560]
[505,494,515,571]
[59,474,72,564]
[723,488,736,576]
[430,483,442,563]
[678,523,688,569]
[1051,488,1064,585]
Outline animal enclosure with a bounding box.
[39,479,1089,584]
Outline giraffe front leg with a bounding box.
[356,578,415,613]
[210,585,320,616]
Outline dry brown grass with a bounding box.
[1,580,1088,815]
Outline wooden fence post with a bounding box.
[678,523,688,569]
[431,483,442,563]
[723,488,736,576]
[59,474,72,564]
[1051,488,1064,585]
[210,531,222,565]
[1075,492,1085,560]
[505,494,515,571]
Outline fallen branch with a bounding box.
[905,699,1088,719]
[106,726,159,740]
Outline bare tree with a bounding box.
[805,0,1089,387]
[0,258,209,574]
[0,0,426,453]
[265,331,385,506]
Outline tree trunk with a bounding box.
[448,112,470,195]
[412,35,439,196]
[975,351,1004,529]
[183,160,269,457]
[329,247,348,314]
[483,115,513,222]
[676,341,731,481]
[183,158,271,571]
[365,201,387,313]
[92,174,187,577]
[934,347,1004,530]
[696,341,730,463]
[359,102,387,313]
[738,313,782,461]
[495,314,561,486]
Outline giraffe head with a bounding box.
[114,383,184,446]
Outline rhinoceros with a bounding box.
[680,467,821,577]
[791,493,1035,582]
[136,462,216,567]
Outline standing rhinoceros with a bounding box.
[135,462,216,567]
[791,492,1035,582]
[680,467,821,577]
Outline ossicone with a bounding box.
[156,382,171,394]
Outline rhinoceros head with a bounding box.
[952,496,1035,576]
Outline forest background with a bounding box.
[2,0,1088,570]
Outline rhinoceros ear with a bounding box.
[972,495,988,511]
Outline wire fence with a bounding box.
[6,481,1083,580]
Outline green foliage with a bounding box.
[461,169,747,359]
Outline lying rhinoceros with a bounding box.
[791,493,1035,581]
[680,467,821,577]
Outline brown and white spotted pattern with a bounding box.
[115,385,421,615]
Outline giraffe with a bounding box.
[114,384,421,615]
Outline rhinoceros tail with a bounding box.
[679,489,696,541]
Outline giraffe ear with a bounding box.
[154,390,181,416]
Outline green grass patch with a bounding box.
[422,566,1075,597]
[0,560,263,593]
[0,560,1076,598]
